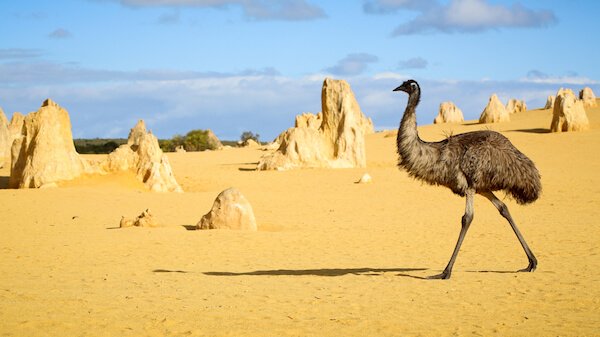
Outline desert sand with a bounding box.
[1,102,599,336]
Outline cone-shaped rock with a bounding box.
[433,102,464,124]
[479,94,510,123]
[506,98,527,114]
[9,99,90,188]
[102,120,183,192]
[579,87,597,108]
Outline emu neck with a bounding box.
[396,91,439,169]
[397,92,422,154]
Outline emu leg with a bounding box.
[482,191,537,272]
[429,190,474,280]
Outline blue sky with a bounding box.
[1,0,599,140]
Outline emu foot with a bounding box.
[518,259,537,273]
[427,271,451,280]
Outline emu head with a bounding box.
[393,80,419,95]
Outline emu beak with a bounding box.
[393,85,404,92]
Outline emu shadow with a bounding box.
[204,267,427,277]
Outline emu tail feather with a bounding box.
[508,160,542,205]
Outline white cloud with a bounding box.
[521,70,599,85]
[398,57,428,69]
[324,53,379,76]
[363,0,435,14]
[1,61,598,140]
[110,0,326,21]
[365,0,558,35]
[48,28,72,39]
[0,48,43,60]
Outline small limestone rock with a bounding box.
[120,209,158,228]
[197,188,257,231]
[242,139,261,148]
[356,173,372,184]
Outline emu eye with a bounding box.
[410,82,417,90]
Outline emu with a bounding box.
[393,80,541,279]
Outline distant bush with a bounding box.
[160,129,222,152]
[74,138,127,154]
[240,131,260,144]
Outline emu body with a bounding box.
[394,80,540,279]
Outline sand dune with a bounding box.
[1,103,599,336]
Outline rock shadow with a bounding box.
[507,128,551,134]
[0,176,8,189]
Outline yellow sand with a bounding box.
[1,103,599,336]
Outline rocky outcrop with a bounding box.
[550,88,589,132]
[544,95,555,109]
[579,87,597,108]
[9,99,91,188]
[433,101,464,124]
[102,120,183,192]
[196,188,257,231]
[258,78,371,170]
[506,99,527,114]
[120,209,159,228]
[479,94,510,123]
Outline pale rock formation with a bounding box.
[242,139,261,148]
[127,120,147,147]
[544,95,555,109]
[102,120,183,192]
[0,108,9,164]
[196,188,257,231]
[206,129,223,150]
[551,88,589,132]
[433,102,464,124]
[356,173,373,184]
[120,209,158,228]
[258,127,328,170]
[175,145,186,153]
[479,94,510,123]
[506,99,527,114]
[295,112,322,129]
[579,87,597,108]
[258,78,371,170]
[8,112,25,150]
[9,99,91,188]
